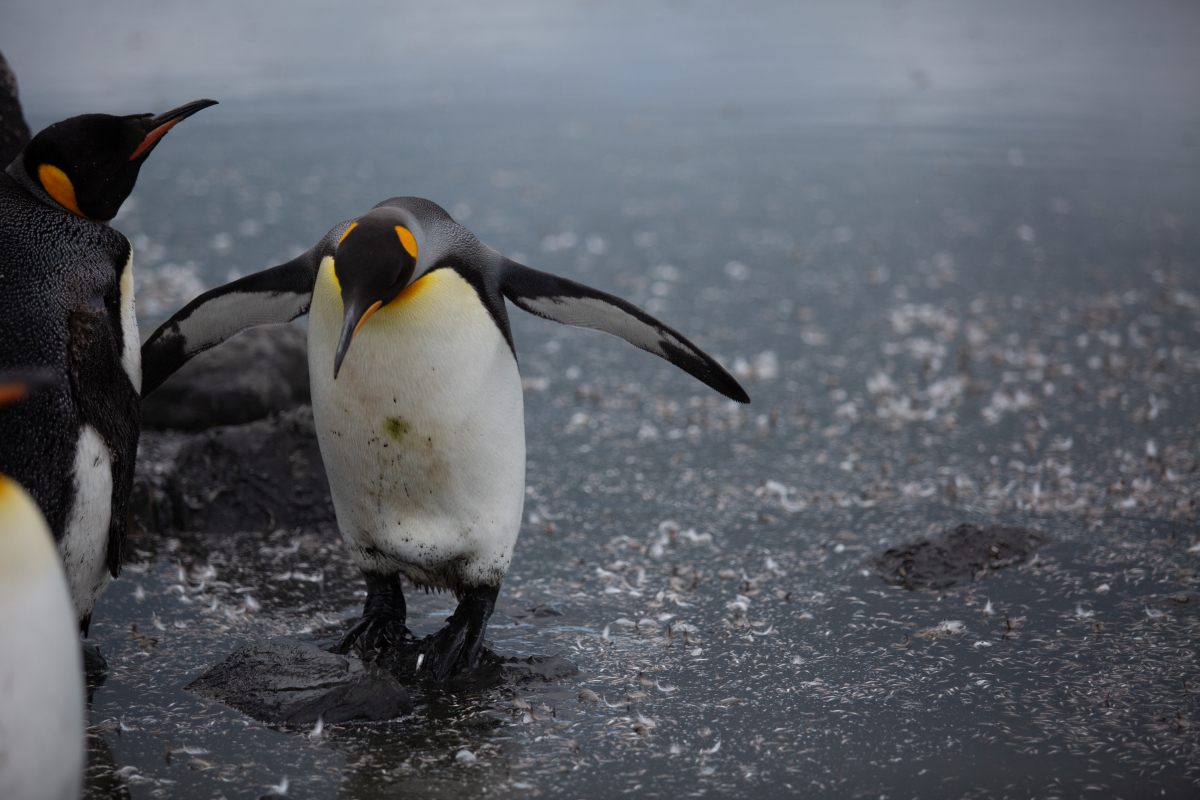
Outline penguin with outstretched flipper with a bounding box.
[142,197,748,681]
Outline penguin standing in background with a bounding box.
[0,99,217,642]
[142,196,749,681]
[0,371,85,800]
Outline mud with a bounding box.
[875,523,1047,590]
[187,637,412,725]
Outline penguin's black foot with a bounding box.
[331,572,410,657]
[333,615,410,656]
[81,641,108,688]
[418,584,499,682]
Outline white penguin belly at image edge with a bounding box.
[0,377,85,800]
[139,196,750,681]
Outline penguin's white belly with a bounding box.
[0,477,85,800]
[57,424,113,621]
[309,261,525,591]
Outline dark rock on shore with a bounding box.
[141,325,309,431]
[378,638,578,690]
[0,50,30,167]
[131,405,334,534]
[874,523,1047,590]
[188,637,412,725]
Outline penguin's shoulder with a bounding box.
[427,255,515,358]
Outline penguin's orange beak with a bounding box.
[130,99,218,161]
[0,369,63,407]
[0,382,29,406]
[333,300,382,379]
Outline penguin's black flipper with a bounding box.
[499,259,750,403]
[67,303,140,578]
[140,223,353,396]
[141,257,312,396]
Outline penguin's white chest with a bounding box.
[309,260,525,591]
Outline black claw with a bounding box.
[417,584,498,682]
[333,572,408,656]
[333,617,409,656]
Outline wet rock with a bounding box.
[131,406,333,533]
[187,637,412,725]
[377,639,577,690]
[874,523,1046,590]
[0,50,31,167]
[141,325,309,431]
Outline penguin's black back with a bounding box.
[0,171,139,567]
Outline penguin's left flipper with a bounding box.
[499,259,750,403]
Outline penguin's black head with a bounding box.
[19,99,216,222]
[332,206,420,378]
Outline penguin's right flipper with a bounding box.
[140,223,355,396]
[139,255,315,396]
[499,259,750,403]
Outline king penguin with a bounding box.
[141,197,749,680]
[0,98,216,640]
[0,371,85,800]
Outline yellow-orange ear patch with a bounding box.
[339,222,358,244]
[396,226,418,259]
[37,164,85,217]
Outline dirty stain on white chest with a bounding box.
[308,258,526,590]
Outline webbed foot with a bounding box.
[418,584,498,682]
[332,572,410,656]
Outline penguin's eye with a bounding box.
[396,226,418,260]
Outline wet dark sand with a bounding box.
[72,102,1198,797]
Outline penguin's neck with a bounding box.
[116,247,141,391]
[5,159,110,224]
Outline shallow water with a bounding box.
[6,1,1200,797]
